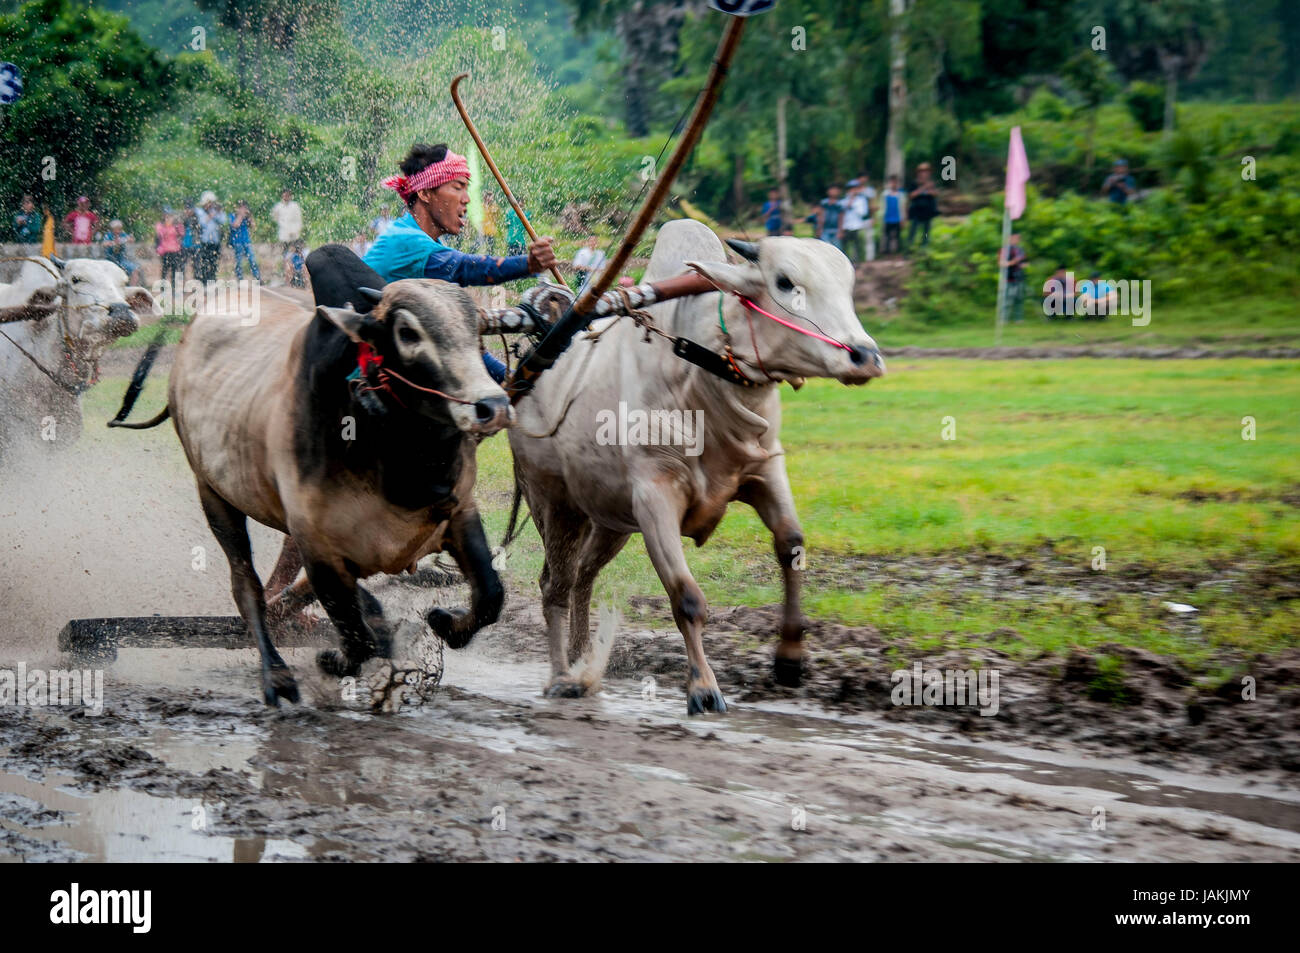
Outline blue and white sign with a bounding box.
[0,62,22,105]
[708,0,777,16]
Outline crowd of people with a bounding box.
[8,188,322,288]
[757,162,942,265]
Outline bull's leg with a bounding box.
[196,481,299,706]
[530,497,587,697]
[738,460,807,687]
[426,505,504,649]
[306,558,390,678]
[567,525,631,666]
[632,482,726,715]
[266,535,304,598]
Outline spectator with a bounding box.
[63,195,99,247]
[154,208,184,288]
[907,162,939,250]
[881,176,905,255]
[13,194,41,243]
[840,179,875,264]
[102,219,141,282]
[1101,159,1137,205]
[505,204,530,256]
[228,199,261,282]
[270,188,304,270]
[572,235,607,289]
[180,202,199,281]
[194,191,226,283]
[1042,265,1071,318]
[761,188,784,236]
[780,224,795,237]
[1081,271,1117,317]
[999,232,1028,323]
[371,207,394,238]
[287,240,307,288]
[807,185,845,249]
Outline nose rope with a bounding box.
[737,296,854,352]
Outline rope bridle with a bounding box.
[347,340,478,410]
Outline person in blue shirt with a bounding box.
[363,143,557,382]
[228,199,261,281]
[1101,159,1137,205]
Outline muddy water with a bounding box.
[2,639,1297,862]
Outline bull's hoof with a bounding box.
[316,648,360,679]
[544,676,586,699]
[263,665,300,707]
[773,655,803,688]
[686,686,728,716]
[428,607,475,649]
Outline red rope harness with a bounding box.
[351,342,477,408]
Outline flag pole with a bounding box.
[994,200,1010,345]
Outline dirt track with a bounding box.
[1,354,1297,862]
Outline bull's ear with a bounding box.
[685,259,764,299]
[125,286,164,318]
[316,305,374,343]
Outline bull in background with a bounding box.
[0,257,159,459]
[509,220,885,715]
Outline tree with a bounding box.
[1061,49,1115,181]
[0,0,174,214]
[1082,0,1227,133]
[568,0,694,138]
[193,0,264,95]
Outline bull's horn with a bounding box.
[48,254,67,271]
[725,239,760,262]
[357,287,384,306]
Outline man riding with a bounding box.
[359,143,558,382]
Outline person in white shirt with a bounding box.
[571,235,607,290]
[269,189,303,268]
[841,178,875,265]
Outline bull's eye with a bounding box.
[71,277,83,285]
[776,275,794,293]
[398,326,420,346]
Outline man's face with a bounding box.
[21,198,33,211]
[282,191,292,202]
[77,199,89,210]
[419,177,470,235]
[829,188,841,199]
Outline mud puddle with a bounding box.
[2,641,1298,862]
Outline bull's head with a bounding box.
[686,237,885,387]
[316,279,512,435]
[49,257,161,346]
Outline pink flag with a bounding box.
[1005,126,1030,220]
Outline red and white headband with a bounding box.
[382,151,471,200]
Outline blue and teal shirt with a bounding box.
[363,212,532,285]
[363,212,532,383]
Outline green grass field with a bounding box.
[869,289,1300,351]
[84,353,1299,677]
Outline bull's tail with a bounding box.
[107,405,170,430]
[110,322,169,427]
[500,468,532,549]
[569,603,620,694]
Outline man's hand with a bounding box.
[526,237,557,274]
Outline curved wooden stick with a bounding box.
[450,73,567,286]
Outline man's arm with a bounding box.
[424,244,532,285]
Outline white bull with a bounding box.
[0,257,159,457]
[509,219,885,714]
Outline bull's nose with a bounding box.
[106,303,138,336]
[473,395,512,432]
[840,344,885,383]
